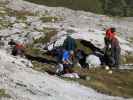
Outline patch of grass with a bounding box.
[25,44,42,56]
[60,66,133,98]
[124,55,133,64]
[25,44,57,74]
[25,0,133,17]
[0,89,10,98]
[76,39,92,54]
[5,8,34,22]
[72,67,133,98]
[0,1,9,6]
[25,0,103,14]
[40,15,62,23]
[25,28,58,62]
[128,37,133,43]
[7,9,34,17]
[0,19,11,29]
[32,61,56,73]
[33,29,57,44]
[25,41,56,60]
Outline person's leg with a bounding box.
[12,47,17,56]
[114,47,121,67]
[80,58,87,68]
[106,56,114,68]
[63,64,74,74]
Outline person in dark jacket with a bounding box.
[8,39,16,47]
[63,35,77,52]
[76,49,87,68]
[104,28,121,68]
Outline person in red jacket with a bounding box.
[104,28,121,68]
[12,42,25,57]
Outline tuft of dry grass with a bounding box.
[40,16,62,22]
[0,89,10,98]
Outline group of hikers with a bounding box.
[0,27,121,76]
[51,27,121,75]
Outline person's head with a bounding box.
[10,39,14,42]
[70,50,74,55]
[110,27,116,33]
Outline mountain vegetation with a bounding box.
[25,0,133,16]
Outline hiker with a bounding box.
[104,28,115,67]
[12,42,25,57]
[55,47,64,63]
[76,49,87,68]
[56,49,74,75]
[104,28,121,68]
[61,49,79,78]
[63,35,77,52]
[8,39,16,54]
[62,49,73,74]
[104,27,115,49]
[8,39,16,48]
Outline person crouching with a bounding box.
[62,49,73,74]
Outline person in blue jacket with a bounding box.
[62,49,73,73]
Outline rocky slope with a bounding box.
[1,0,132,55]
[0,0,133,100]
